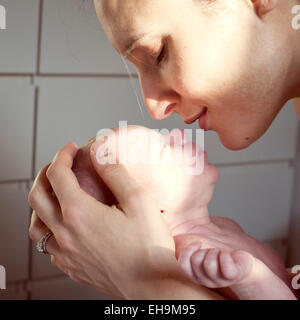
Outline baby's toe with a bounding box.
[178,242,203,280]
[200,248,221,280]
[220,250,253,283]
[190,248,224,288]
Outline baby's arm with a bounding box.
[178,243,296,300]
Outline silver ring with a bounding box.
[36,232,53,254]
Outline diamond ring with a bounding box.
[36,232,53,254]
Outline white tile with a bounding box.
[0,0,39,73]
[0,78,34,181]
[209,162,294,241]
[205,100,298,164]
[0,183,29,282]
[40,0,136,74]
[31,276,111,300]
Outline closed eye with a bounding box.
[156,44,166,66]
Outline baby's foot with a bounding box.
[178,243,296,300]
[178,243,253,289]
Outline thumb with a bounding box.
[90,139,157,217]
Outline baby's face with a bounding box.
[72,125,219,217]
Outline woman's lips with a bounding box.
[198,108,208,131]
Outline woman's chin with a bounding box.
[218,131,255,151]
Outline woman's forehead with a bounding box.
[95,0,175,54]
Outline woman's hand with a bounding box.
[28,142,179,299]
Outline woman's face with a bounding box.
[95,0,290,150]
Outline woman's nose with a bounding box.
[138,71,180,120]
[146,100,177,120]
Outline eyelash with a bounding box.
[156,44,166,66]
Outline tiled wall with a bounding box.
[0,0,299,300]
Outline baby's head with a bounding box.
[72,125,219,220]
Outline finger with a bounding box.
[29,164,62,230]
[90,140,160,216]
[29,211,60,255]
[31,163,52,195]
[29,210,49,242]
[46,142,83,209]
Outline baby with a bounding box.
[72,125,296,300]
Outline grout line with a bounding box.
[26,86,40,300]
[35,73,138,78]
[32,86,39,179]
[0,73,34,77]
[36,0,43,74]
[5,274,67,289]
[28,274,67,284]
[215,158,294,169]
[0,73,138,78]
[27,202,33,301]
[0,179,31,185]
